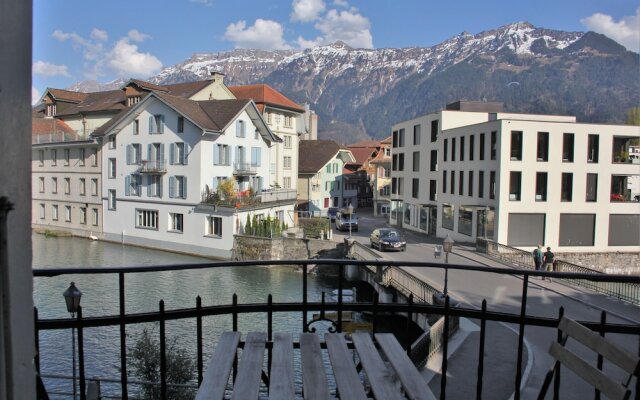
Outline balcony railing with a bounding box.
[232,162,258,175]
[201,188,297,209]
[32,130,94,144]
[32,260,640,399]
[137,159,167,174]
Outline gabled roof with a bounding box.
[229,84,305,113]
[125,79,168,92]
[165,80,213,98]
[298,140,353,173]
[380,135,392,144]
[348,139,381,148]
[56,90,127,116]
[348,147,378,165]
[46,88,89,103]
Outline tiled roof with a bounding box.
[229,84,304,113]
[380,135,392,144]
[128,79,168,92]
[165,80,212,98]
[298,140,343,173]
[348,139,381,148]
[348,147,377,165]
[47,89,88,103]
[56,90,127,116]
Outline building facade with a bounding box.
[371,136,392,216]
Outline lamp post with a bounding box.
[63,282,82,400]
[347,202,354,238]
[442,234,454,296]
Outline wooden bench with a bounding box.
[538,317,640,400]
[196,331,436,399]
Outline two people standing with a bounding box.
[532,245,555,281]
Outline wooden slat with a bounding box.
[375,333,436,400]
[231,332,267,400]
[269,333,294,399]
[549,342,629,400]
[352,332,404,400]
[300,333,329,400]
[195,331,241,400]
[558,317,640,374]
[325,333,368,400]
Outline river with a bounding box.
[32,233,338,398]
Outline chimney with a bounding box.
[210,71,225,84]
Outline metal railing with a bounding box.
[480,239,640,305]
[232,162,258,175]
[136,159,167,174]
[32,130,95,144]
[32,260,640,400]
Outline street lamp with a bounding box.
[442,234,454,296]
[63,282,82,400]
[347,203,354,238]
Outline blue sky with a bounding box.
[33,0,639,101]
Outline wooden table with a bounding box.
[195,331,436,400]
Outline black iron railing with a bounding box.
[33,260,640,400]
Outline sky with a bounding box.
[32,0,639,103]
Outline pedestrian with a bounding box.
[532,245,543,277]
[543,246,555,281]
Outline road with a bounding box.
[332,209,640,399]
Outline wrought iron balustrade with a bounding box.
[137,159,167,174]
[232,162,258,175]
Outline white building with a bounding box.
[390,101,640,252]
[93,91,295,259]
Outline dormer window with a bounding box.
[46,103,56,117]
[127,96,141,107]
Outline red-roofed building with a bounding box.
[345,139,386,208]
[370,136,392,215]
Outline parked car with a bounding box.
[335,210,358,232]
[370,228,406,251]
[327,207,339,222]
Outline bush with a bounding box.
[299,217,330,238]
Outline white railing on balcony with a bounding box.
[233,162,258,175]
[259,188,297,203]
[137,160,167,174]
[32,130,95,144]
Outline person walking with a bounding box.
[543,246,555,281]
[532,245,543,277]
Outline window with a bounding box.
[39,177,45,193]
[169,176,187,199]
[489,171,496,199]
[148,175,162,197]
[610,175,636,202]
[460,136,465,161]
[133,119,139,135]
[108,135,116,149]
[91,178,98,196]
[562,133,574,162]
[80,207,87,224]
[136,209,158,229]
[586,173,597,202]
[92,208,98,226]
[206,216,222,237]
[458,206,473,236]
[283,177,291,189]
[561,173,573,201]
[509,171,521,201]
[46,103,56,117]
[91,148,98,166]
[469,135,475,161]
[65,206,71,222]
[608,215,640,246]
[170,142,188,165]
[451,138,456,161]
[478,171,484,198]
[412,151,420,172]
[479,133,485,161]
[398,129,405,147]
[64,149,70,166]
[413,124,421,145]
[490,131,497,160]
[443,139,448,162]
[612,136,636,163]
[177,116,184,133]
[430,150,437,171]
[214,144,230,165]
[51,177,57,193]
[127,144,142,165]
[64,178,70,194]
[398,153,404,171]
[397,177,404,196]
[79,148,85,166]
[267,113,273,124]
[284,156,292,169]
[236,120,246,137]
[429,180,437,201]
[392,154,397,171]
[587,134,599,163]
[39,203,45,219]
[284,135,292,149]
[450,170,455,195]
[284,115,293,128]
[79,178,86,196]
[251,147,261,167]
[169,213,184,233]
[392,130,398,148]
[537,132,549,161]
[385,148,390,157]
[52,205,58,220]
[126,174,142,196]
[430,120,438,142]
[108,189,116,210]
[458,171,464,195]
[442,204,454,230]
[39,150,44,166]
[559,214,595,246]
[442,170,447,193]
[51,149,57,166]
[326,164,332,173]
[535,172,547,201]
[149,114,165,134]
[108,158,116,178]
[468,171,474,196]
[412,178,419,198]
[510,131,522,160]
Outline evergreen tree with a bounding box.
[245,214,252,235]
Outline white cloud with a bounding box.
[224,19,292,50]
[291,0,326,22]
[298,8,373,49]
[32,87,41,105]
[581,7,640,52]
[52,29,104,61]
[333,0,348,7]
[107,38,163,77]
[91,28,108,42]
[33,61,70,77]
[127,29,151,42]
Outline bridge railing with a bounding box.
[479,239,640,305]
